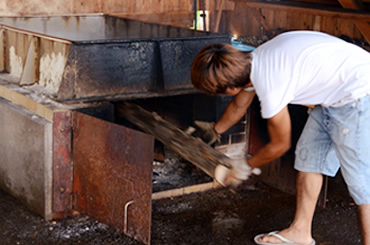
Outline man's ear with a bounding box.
[229,87,241,93]
[224,87,243,96]
[244,81,253,88]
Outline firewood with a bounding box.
[116,102,231,179]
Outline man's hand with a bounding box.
[186,121,220,145]
[214,157,261,188]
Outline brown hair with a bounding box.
[191,43,252,94]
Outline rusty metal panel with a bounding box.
[53,110,73,213]
[72,111,154,245]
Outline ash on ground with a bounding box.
[0,178,361,245]
[0,188,141,245]
[152,146,212,193]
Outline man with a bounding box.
[190,31,370,245]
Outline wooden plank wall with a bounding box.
[210,1,260,37]
[259,7,364,40]
[0,0,194,15]
[0,0,368,43]
[0,0,196,28]
[0,0,236,29]
[214,0,369,43]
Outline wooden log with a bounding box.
[116,102,231,179]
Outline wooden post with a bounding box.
[214,0,225,32]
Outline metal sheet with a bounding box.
[53,110,73,213]
[0,15,224,41]
[72,111,154,245]
[58,41,159,101]
[159,37,230,91]
[0,15,230,102]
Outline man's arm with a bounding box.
[214,90,256,134]
[247,106,292,168]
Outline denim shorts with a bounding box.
[295,95,370,205]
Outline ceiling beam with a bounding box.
[338,0,366,9]
[246,1,370,20]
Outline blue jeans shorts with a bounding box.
[295,95,370,205]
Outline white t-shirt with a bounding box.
[250,31,370,119]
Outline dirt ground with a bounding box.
[0,176,362,245]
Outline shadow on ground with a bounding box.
[0,180,361,245]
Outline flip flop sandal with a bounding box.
[254,231,315,245]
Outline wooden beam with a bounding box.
[214,0,226,32]
[0,81,55,121]
[246,1,370,21]
[0,79,90,122]
[338,0,366,9]
[338,0,370,43]
[152,181,221,200]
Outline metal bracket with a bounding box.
[124,200,135,234]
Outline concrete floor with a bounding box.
[0,177,362,245]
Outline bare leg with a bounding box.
[257,172,322,245]
[359,204,370,245]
